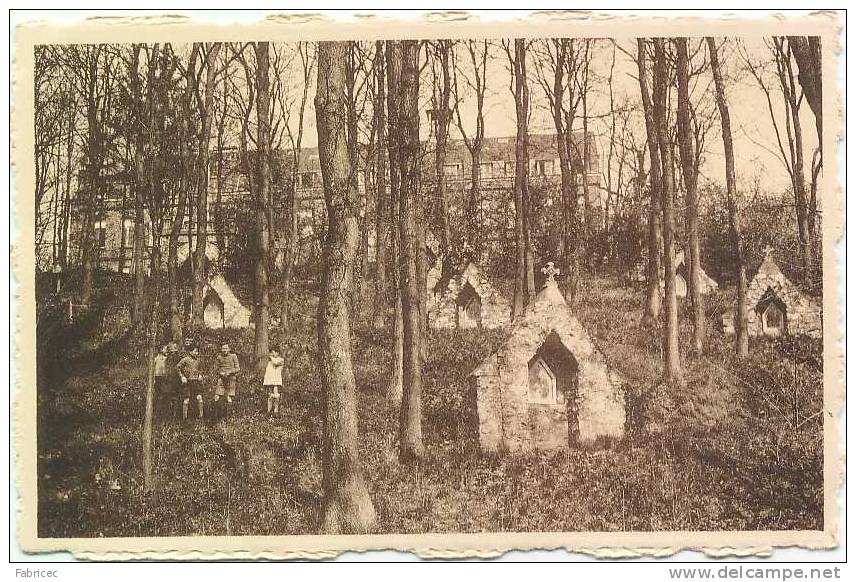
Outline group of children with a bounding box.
[152,339,286,422]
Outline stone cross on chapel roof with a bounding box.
[542,262,560,285]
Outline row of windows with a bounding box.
[93,220,135,250]
[295,158,575,187]
[443,158,566,179]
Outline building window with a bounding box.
[478,162,492,178]
[504,161,514,175]
[534,159,552,176]
[443,163,462,178]
[96,228,107,249]
[122,219,134,248]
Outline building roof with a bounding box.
[211,130,599,181]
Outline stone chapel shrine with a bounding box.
[728,252,822,339]
[469,263,626,453]
[202,274,251,329]
[429,261,510,330]
[663,250,719,299]
[177,244,251,329]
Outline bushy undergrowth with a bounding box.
[36,276,823,536]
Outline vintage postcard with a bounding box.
[11,10,844,559]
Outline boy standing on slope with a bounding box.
[177,346,204,421]
[215,343,241,420]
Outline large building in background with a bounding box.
[57,131,603,275]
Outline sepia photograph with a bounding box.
[11,9,843,558]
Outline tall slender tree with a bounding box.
[279,42,315,331]
[507,39,534,317]
[372,41,390,330]
[652,39,682,383]
[190,43,222,328]
[775,38,814,274]
[742,39,815,277]
[65,45,115,306]
[452,40,489,257]
[532,38,585,299]
[708,37,749,358]
[637,38,663,328]
[385,41,404,404]
[315,40,377,534]
[397,40,424,462]
[168,44,199,342]
[788,36,822,150]
[431,40,453,259]
[254,41,271,372]
[675,38,705,354]
[128,45,147,324]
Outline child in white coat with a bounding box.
[264,347,284,415]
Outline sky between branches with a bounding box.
[280,37,820,197]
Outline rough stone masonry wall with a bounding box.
[744,265,822,339]
[207,276,251,328]
[471,297,625,452]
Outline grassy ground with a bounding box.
[36,276,823,536]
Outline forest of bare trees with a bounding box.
[33,34,825,534]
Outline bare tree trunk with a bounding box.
[167,199,187,342]
[652,39,682,383]
[358,189,372,308]
[511,39,532,317]
[142,276,158,492]
[142,218,163,492]
[708,38,749,358]
[281,45,313,332]
[517,40,536,306]
[417,199,428,367]
[433,40,453,258]
[467,152,482,258]
[316,41,377,534]
[129,45,147,324]
[279,185,297,330]
[675,38,705,354]
[548,40,575,290]
[397,40,424,462]
[788,36,822,153]
[80,51,104,307]
[60,109,75,269]
[372,41,389,330]
[637,39,663,328]
[168,45,199,342]
[577,40,593,267]
[775,39,813,275]
[344,47,367,313]
[386,41,404,404]
[214,88,227,266]
[452,40,488,261]
[255,41,271,372]
[191,43,221,328]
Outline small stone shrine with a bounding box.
[202,274,251,329]
[429,261,510,330]
[469,263,626,452]
[728,251,822,338]
[662,250,719,299]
